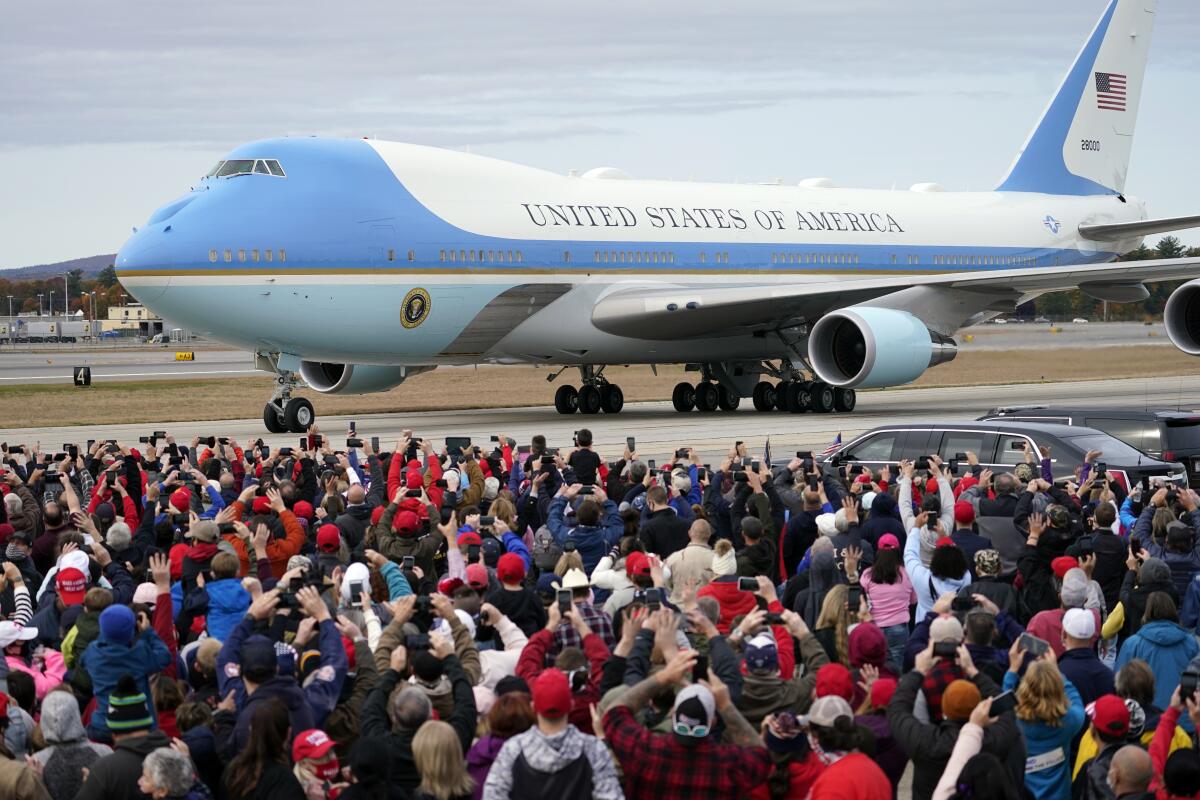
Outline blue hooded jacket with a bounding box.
[79,628,172,736]
[1115,619,1200,718]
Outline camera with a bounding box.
[933,641,959,658]
[347,438,363,448]
[218,522,238,534]
[675,448,689,459]
[480,515,495,527]
[737,576,759,592]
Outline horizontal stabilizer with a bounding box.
[1079,213,1200,241]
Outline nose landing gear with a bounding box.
[262,370,315,433]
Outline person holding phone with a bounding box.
[546,483,623,576]
[482,540,547,638]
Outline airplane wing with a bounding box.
[1079,214,1200,241]
[591,256,1200,339]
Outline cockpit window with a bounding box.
[204,159,286,179]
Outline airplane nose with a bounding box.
[115,236,171,303]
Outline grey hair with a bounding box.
[811,537,835,555]
[389,685,433,730]
[143,748,194,796]
[106,522,132,550]
[995,474,1017,495]
[628,460,647,483]
[4,493,21,514]
[696,596,721,627]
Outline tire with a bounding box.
[263,403,287,433]
[775,381,792,411]
[811,383,835,413]
[600,384,624,413]
[786,382,810,413]
[284,397,315,432]
[579,385,602,414]
[717,385,740,411]
[671,382,696,412]
[554,385,579,414]
[694,382,719,412]
[834,387,857,412]
[751,381,773,411]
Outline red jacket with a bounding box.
[809,752,891,800]
[697,577,757,634]
[516,628,609,734]
[748,752,824,800]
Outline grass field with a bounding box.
[0,345,1196,428]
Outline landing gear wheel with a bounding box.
[284,397,315,432]
[263,403,287,433]
[785,382,811,413]
[717,385,740,411]
[810,383,835,414]
[775,381,792,412]
[834,387,857,412]
[554,385,579,415]
[672,382,696,412]
[752,381,774,412]
[578,385,602,414]
[694,382,719,412]
[600,384,624,413]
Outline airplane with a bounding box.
[115,0,1200,434]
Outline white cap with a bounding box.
[1062,607,1096,640]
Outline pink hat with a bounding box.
[878,533,900,550]
[133,582,159,606]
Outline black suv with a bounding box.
[979,407,1200,485]
[819,420,1188,488]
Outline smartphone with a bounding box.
[737,576,759,592]
[371,436,380,452]
[405,634,431,650]
[557,589,573,614]
[278,447,293,457]
[915,456,931,470]
[517,445,531,455]
[563,540,577,552]
[1018,633,1049,658]
[951,595,975,613]
[577,486,594,495]
[218,522,237,534]
[402,556,415,570]
[479,515,495,526]
[299,437,308,450]
[259,446,270,459]
[692,655,709,683]
[807,474,819,491]
[219,437,230,445]
[490,435,500,442]
[645,587,663,612]
[627,437,636,451]
[847,586,863,611]
[406,489,422,498]
[349,420,356,435]
[348,580,364,599]
[446,436,472,453]
[751,459,761,472]
[347,438,363,448]
[990,690,1017,716]
[933,641,959,658]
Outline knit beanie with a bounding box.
[99,605,136,645]
[107,674,154,732]
[711,539,737,576]
[942,679,982,722]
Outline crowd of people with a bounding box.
[0,427,1199,799]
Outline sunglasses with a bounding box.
[672,720,710,738]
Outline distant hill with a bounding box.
[1,254,117,279]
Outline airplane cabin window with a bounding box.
[251,249,259,262]
[449,250,456,262]
[440,250,446,262]
[224,249,232,263]
[279,249,286,262]
[564,251,571,263]
[387,249,395,262]
[209,249,217,263]
[253,160,271,175]
[516,250,523,262]
[265,249,273,262]
[459,250,466,262]
[408,250,414,262]
[238,249,246,262]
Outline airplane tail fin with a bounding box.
[996,0,1156,195]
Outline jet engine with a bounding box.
[1164,279,1200,356]
[298,361,435,394]
[808,307,957,388]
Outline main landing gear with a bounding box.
[741,379,855,414]
[671,360,857,415]
[263,370,314,433]
[553,366,625,415]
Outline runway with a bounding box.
[3,374,1197,464]
[0,349,258,384]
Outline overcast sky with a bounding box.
[2,0,1197,267]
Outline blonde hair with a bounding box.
[490,496,517,529]
[814,584,850,665]
[1016,660,1069,725]
[413,720,474,800]
[554,550,584,576]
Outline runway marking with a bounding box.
[0,369,262,381]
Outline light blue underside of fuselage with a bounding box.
[115,138,1118,362]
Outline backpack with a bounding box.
[532,525,563,573]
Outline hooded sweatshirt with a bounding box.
[794,551,839,629]
[466,733,510,800]
[33,691,112,800]
[1115,620,1200,715]
[862,492,907,550]
[75,729,172,800]
[482,724,623,800]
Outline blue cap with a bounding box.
[536,573,558,596]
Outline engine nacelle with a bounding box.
[1165,279,1200,356]
[808,307,957,388]
[298,361,435,395]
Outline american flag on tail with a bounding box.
[820,433,842,456]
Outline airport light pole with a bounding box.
[5,295,12,318]
[37,293,43,315]
[48,290,54,317]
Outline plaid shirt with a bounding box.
[549,600,616,659]
[603,705,771,799]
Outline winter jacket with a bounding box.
[223,504,306,578]
[0,757,50,800]
[1002,670,1085,800]
[736,634,829,729]
[888,669,1023,800]
[75,729,172,800]
[468,734,511,800]
[1115,620,1200,714]
[950,528,993,575]
[32,691,111,800]
[590,555,637,616]
[1057,647,1115,709]
[905,526,970,619]
[663,543,714,605]
[638,508,692,560]
[958,486,1022,574]
[485,586,547,638]
[334,504,374,549]
[516,629,609,734]
[481,724,623,800]
[176,577,250,642]
[79,629,172,737]
[861,492,907,551]
[224,759,306,800]
[737,539,778,582]
[696,575,757,634]
[546,495,623,575]
[4,650,65,700]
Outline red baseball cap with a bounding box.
[1052,556,1080,579]
[954,500,976,526]
[169,488,191,513]
[405,471,423,490]
[457,530,483,547]
[1088,694,1130,738]
[292,729,338,779]
[625,551,651,578]
[395,510,420,535]
[497,553,526,584]
[465,564,489,591]
[56,567,88,606]
[532,668,572,718]
[935,536,956,549]
[251,496,273,516]
[438,577,465,596]
[316,524,341,553]
[854,473,873,484]
[292,501,314,521]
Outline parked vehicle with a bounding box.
[819,419,1187,489]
